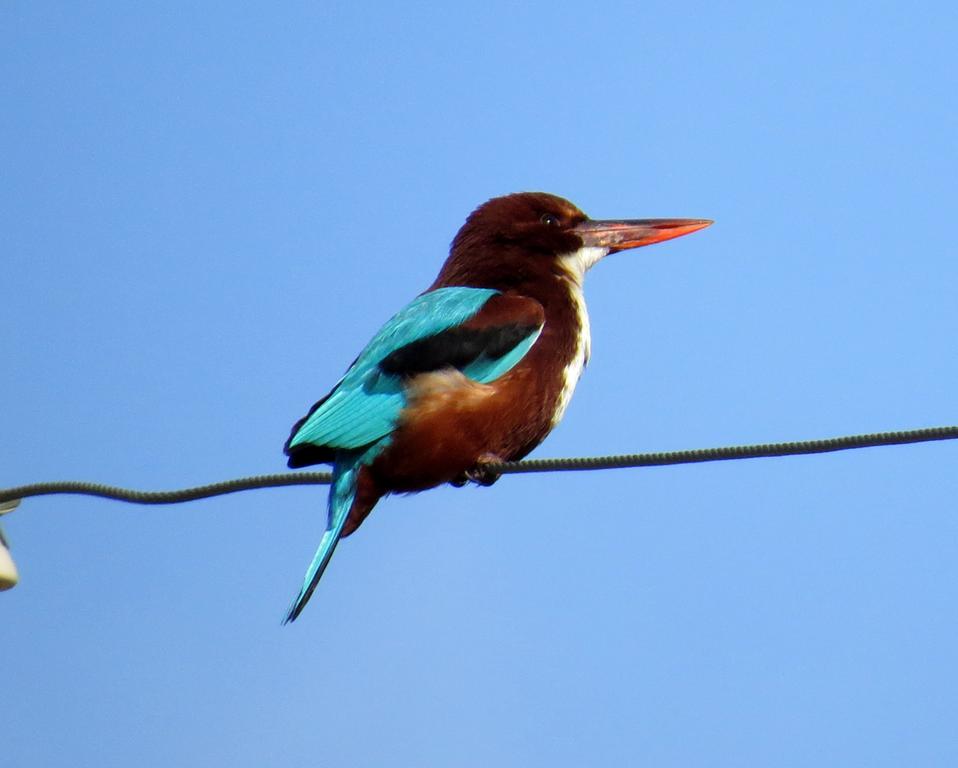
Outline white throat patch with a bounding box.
[558,246,609,285]
[551,246,610,425]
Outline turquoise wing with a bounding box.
[288,287,499,451]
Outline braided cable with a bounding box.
[1,425,955,507]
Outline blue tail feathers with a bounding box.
[283,454,363,623]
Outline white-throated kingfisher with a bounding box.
[283,192,711,622]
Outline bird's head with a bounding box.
[433,192,711,291]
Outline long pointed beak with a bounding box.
[575,218,712,253]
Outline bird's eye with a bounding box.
[540,213,561,227]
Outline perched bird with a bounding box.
[283,192,710,621]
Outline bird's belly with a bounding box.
[368,366,554,492]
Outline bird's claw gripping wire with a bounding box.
[450,455,504,487]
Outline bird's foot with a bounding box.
[450,454,503,488]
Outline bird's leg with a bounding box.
[450,453,503,488]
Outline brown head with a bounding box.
[432,192,711,294]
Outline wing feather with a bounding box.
[285,287,544,465]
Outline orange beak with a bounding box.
[574,218,712,252]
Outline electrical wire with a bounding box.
[1,425,955,507]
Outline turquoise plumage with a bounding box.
[282,192,711,623]
[284,286,542,622]
[288,287,499,451]
[283,446,380,623]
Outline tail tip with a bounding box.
[282,595,305,625]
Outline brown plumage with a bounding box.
[282,192,711,620]
[338,193,595,532]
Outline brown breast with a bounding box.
[369,274,586,493]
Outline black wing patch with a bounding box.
[378,323,539,377]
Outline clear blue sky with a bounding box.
[4,2,957,766]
